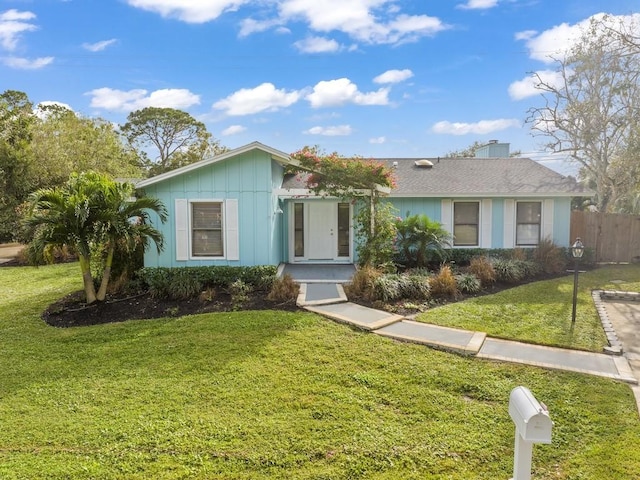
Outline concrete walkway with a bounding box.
[296,283,639,386]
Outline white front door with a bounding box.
[308,202,336,260]
[290,201,351,262]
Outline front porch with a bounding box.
[279,263,356,284]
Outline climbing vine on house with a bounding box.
[290,146,398,268]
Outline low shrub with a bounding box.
[373,274,403,302]
[372,273,431,302]
[402,274,431,300]
[137,265,278,299]
[469,256,496,286]
[490,258,540,283]
[168,269,204,300]
[199,287,216,303]
[455,273,481,294]
[534,238,567,274]
[429,265,458,298]
[267,274,299,302]
[229,279,252,308]
[346,266,381,301]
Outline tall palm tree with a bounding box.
[93,180,166,301]
[24,172,166,304]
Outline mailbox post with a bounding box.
[508,386,553,480]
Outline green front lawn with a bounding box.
[416,264,640,351]
[0,263,639,479]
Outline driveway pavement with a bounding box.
[0,243,22,264]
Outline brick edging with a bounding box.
[592,290,625,355]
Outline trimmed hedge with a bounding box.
[137,265,277,300]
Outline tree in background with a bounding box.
[24,172,166,304]
[121,107,226,177]
[0,90,147,242]
[527,15,640,212]
[0,91,36,241]
[30,104,142,186]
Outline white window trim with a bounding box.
[175,198,239,261]
[515,200,543,247]
[452,200,482,248]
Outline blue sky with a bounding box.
[1,0,638,174]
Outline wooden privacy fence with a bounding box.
[570,210,640,263]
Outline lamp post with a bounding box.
[571,237,585,326]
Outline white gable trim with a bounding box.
[137,142,294,188]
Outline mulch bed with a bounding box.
[42,290,300,328]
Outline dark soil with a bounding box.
[43,290,300,328]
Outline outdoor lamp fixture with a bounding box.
[571,237,585,326]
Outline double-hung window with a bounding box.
[516,202,541,246]
[453,202,479,246]
[191,202,224,257]
[175,198,238,261]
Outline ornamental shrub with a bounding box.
[429,265,458,298]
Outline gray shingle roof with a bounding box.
[283,157,587,197]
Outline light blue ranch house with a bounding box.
[136,141,586,268]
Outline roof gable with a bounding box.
[136,141,293,189]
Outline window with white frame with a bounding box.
[191,202,224,256]
[453,202,479,246]
[516,202,541,246]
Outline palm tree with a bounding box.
[395,214,452,268]
[24,171,166,304]
[93,180,166,301]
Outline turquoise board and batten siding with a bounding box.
[385,196,573,248]
[140,149,285,268]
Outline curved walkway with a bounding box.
[298,283,638,386]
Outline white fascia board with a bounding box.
[387,192,584,198]
[136,141,293,189]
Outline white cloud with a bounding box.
[304,125,353,136]
[82,39,117,52]
[0,9,37,51]
[306,78,389,108]
[221,125,247,136]
[508,70,565,100]
[519,13,640,64]
[369,136,386,144]
[373,68,413,84]
[514,30,537,41]
[87,87,201,112]
[213,82,301,116]
[456,0,499,10]
[278,0,448,45]
[2,56,53,69]
[33,101,75,119]
[125,0,248,23]
[294,36,340,53]
[431,119,520,135]
[239,18,284,37]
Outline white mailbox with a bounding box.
[508,386,553,480]
[509,386,552,443]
